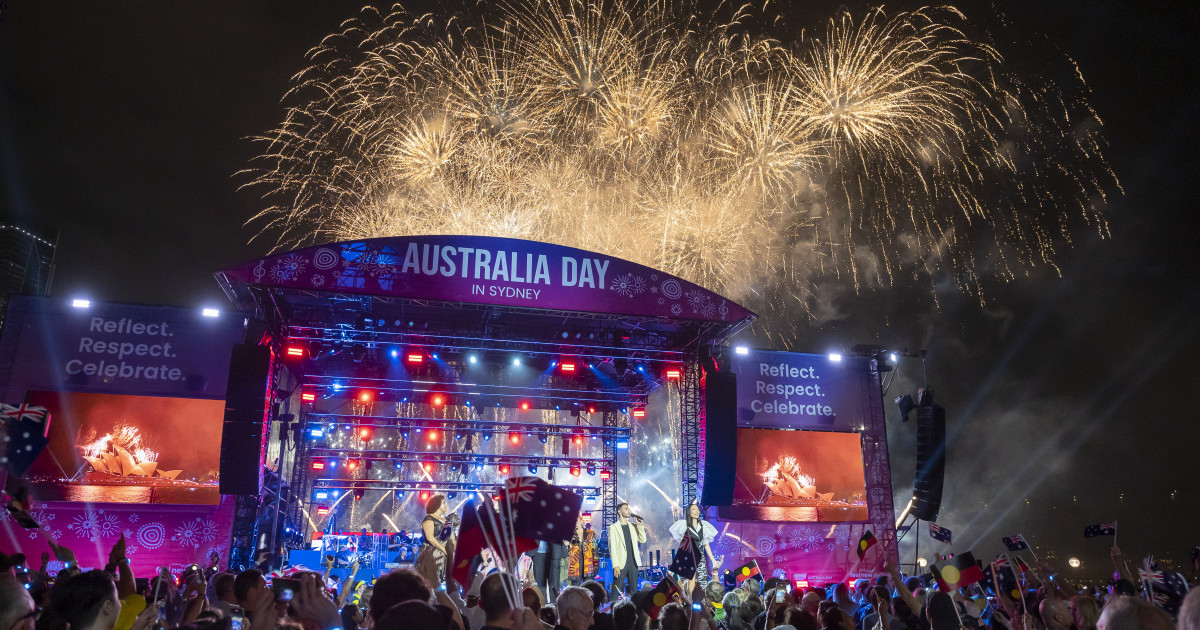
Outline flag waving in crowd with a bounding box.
[732,559,760,584]
[857,530,877,560]
[1084,521,1117,538]
[929,522,952,544]
[1002,534,1029,551]
[930,551,985,593]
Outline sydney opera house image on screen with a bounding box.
[24,390,224,505]
[720,427,868,522]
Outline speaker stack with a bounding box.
[218,344,271,495]
[912,403,946,521]
[700,370,738,506]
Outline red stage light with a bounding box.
[572,434,584,446]
[358,391,373,403]
[498,463,511,475]
[427,429,440,442]
[431,394,445,407]
[560,361,576,373]
[664,367,682,379]
[311,460,326,471]
[407,353,424,363]
[581,513,592,523]
[358,427,372,440]
[632,408,646,418]
[519,401,531,411]
[301,391,316,402]
[420,491,430,501]
[347,460,359,471]
[569,464,581,477]
[587,406,596,414]
[599,469,611,480]
[423,462,434,473]
[286,346,306,358]
[316,506,330,516]
[509,432,521,445]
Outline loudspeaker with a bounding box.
[912,404,946,521]
[219,344,271,495]
[701,371,737,506]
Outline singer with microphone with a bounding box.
[607,502,646,597]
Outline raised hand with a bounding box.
[47,539,77,567]
[110,533,127,564]
[289,572,340,630]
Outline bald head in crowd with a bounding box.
[1040,598,1072,630]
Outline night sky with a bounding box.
[2,1,1198,579]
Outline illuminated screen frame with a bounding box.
[719,426,869,523]
[23,389,225,505]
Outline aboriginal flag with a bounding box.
[930,551,985,593]
[639,576,683,618]
[733,559,761,584]
[857,530,877,560]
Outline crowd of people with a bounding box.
[3,530,1199,630]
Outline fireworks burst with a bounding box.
[245,1,1118,337]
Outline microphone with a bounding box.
[630,513,645,522]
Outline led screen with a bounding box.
[24,390,224,505]
[718,428,868,522]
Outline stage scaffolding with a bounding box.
[215,238,755,566]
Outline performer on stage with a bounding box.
[607,502,646,596]
[669,502,719,592]
[415,493,455,586]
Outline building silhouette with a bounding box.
[0,213,57,330]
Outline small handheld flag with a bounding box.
[1001,534,1028,551]
[1083,522,1117,538]
[733,559,761,584]
[857,530,877,560]
[929,522,952,544]
[1,404,52,476]
[931,551,985,592]
[639,576,683,618]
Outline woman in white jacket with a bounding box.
[669,502,719,592]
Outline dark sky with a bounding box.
[3,1,1198,578]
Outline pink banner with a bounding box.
[1,497,235,576]
[707,520,899,584]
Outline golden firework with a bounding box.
[244,1,1118,340]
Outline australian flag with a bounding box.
[1002,534,1028,551]
[499,476,583,541]
[669,536,697,579]
[1,403,52,476]
[929,522,952,544]
[1083,521,1117,538]
[982,555,1018,595]
[1139,569,1189,615]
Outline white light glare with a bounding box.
[71,299,91,308]
[202,308,220,318]
[512,358,521,366]
[889,352,898,363]
[828,353,843,362]
[734,345,749,355]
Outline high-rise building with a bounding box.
[0,214,57,330]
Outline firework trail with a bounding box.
[244,0,1118,344]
